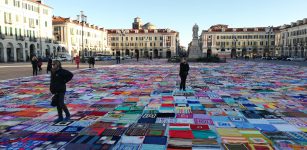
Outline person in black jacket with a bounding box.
[91,56,95,68]
[88,57,92,68]
[46,58,52,74]
[31,56,38,76]
[50,60,73,123]
[179,58,190,91]
[37,57,43,71]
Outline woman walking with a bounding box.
[31,56,38,76]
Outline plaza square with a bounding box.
[0,59,306,149]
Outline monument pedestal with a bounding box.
[188,38,202,59]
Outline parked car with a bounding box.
[95,56,101,61]
[271,57,278,60]
[42,57,50,62]
[111,56,116,60]
[292,57,305,61]
[286,57,293,61]
[60,56,72,61]
[124,55,132,59]
[102,56,112,61]
[52,57,63,61]
[168,56,181,63]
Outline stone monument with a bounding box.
[188,24,202,59]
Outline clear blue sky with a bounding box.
[44,0,307,47]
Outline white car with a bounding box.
[52,57,63,61]
[95,56,101,61]
[125,55,132,59]
[60,56,72,61]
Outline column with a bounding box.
[14,47,17,62]
[4,46,7,63]
[23,46,26,62]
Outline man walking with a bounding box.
[50,60,73,123]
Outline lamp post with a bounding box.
[265,26,273,57]
[77,11,87,61]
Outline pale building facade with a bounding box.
[200,24,276,58]
[279,18,307,58]
[108,17,179,58]
[52,16,109,58]
[0,0,55,62]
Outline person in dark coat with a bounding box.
[179,58,190,91]
[47,58,52,74]
[50,60,74,123]
[31,56,38,76]
[88,57,92,68]
[38,57,43,71]
[91,56,95,68]
[116,54,120,64]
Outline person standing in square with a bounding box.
[179,58,190,91]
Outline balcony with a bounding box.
[16,36,25,41]
[29,37,37,42]
[45,39,52,43]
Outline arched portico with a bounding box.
[6,43,14,62]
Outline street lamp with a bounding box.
[77,11,87,60]
[265,26,273,57]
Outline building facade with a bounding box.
[0,0,55,62]
[107,17,179,58]
[278,18,307,58]
[200,24,276,58]
[52,16,109,58]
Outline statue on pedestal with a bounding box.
[188,23,202,59]
[193,24,199,39]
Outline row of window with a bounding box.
[69,28,103,38]
[111,49,164,51]
[217,48,275,51]
[290,29,307,36]
[3,12,48,28]
[214,35,275,40]
[110,36,165,41]
[111,42,164,47]
[5,0,48,14]
[54,27,103,39]
[0,25,36,37]
[71,38,104,47]
[215,41,275,46]
[283,38,307,46]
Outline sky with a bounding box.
[44,0,307,47]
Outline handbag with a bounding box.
[51,94,58,106]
